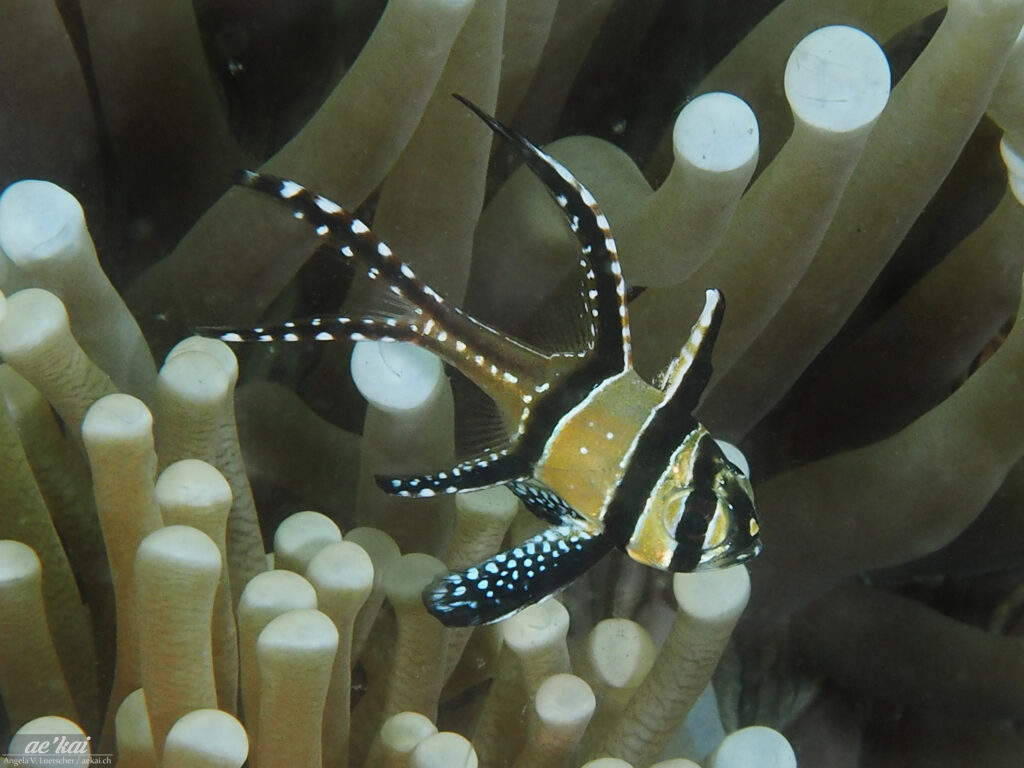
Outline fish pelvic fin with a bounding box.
[424,523,613,626]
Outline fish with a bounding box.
[202,95,762,626]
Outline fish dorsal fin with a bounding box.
[455,94,631,374]
[657,289,725,413]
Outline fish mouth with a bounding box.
[696,536,763,570]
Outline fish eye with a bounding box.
[671,490,717,545]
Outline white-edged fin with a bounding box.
[423,523,613,626]
[198,313,421,346]
[508,478,588,526]
[657,289,724,408]
[375,451,529,497]
[455,94,631,372]
[232,168,559,423]
[516,272,598,360]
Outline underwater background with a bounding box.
[2,0,1024,765]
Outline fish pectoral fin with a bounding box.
[375,450,529,497]
[423,524,613,626]
[507,478,588,527]
[197,314,420,345]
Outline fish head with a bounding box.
[626,429,762,572]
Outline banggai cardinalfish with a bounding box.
[202,95,762,626]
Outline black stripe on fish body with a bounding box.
[666,432,729,570]
[602,291,760,572]
[605,420,709,570]
[522,296,718,533]
[600,292,719,549]
[600,291,720,556]
[424,522,613,626]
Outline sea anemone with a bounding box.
[2,0,1024,765]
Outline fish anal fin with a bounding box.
[197,314,420,345]
[376,451,529,497]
